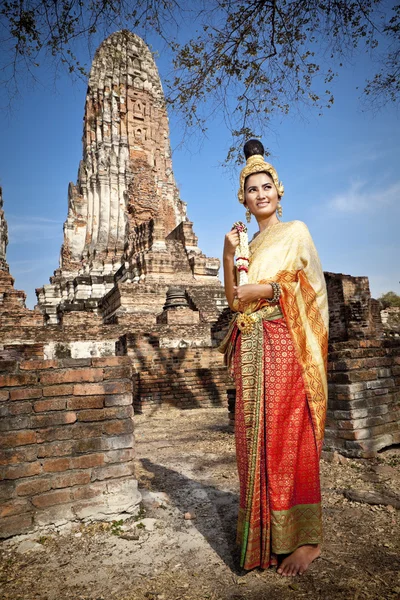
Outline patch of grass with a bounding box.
[133,503,146,521]
[37,536,48,545]
[110,519,124,536]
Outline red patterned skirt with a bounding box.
[233,317,322,570]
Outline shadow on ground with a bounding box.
[140,457,242,573]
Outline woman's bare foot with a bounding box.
[277,544,321,576]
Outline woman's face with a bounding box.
[244,172,279,220]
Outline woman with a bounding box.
[220,140,328,577]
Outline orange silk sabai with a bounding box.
[219,220,329,570]
[250,220,329,450]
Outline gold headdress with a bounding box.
[238,148,284,204]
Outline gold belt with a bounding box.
[236,305,283,335]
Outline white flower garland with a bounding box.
[232,221,249,285]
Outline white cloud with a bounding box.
[319,144,386,176]
[8,258,56,275]
[328,179,400,213]
[7,215,63,243]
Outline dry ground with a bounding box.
[1,408,399,600]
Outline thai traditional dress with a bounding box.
[220,219,328,571]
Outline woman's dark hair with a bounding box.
[243,139,277,196]
[244,139,265,160]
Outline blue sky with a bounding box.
[0,24,399,309]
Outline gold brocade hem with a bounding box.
[236,507,246,546]
[236,503,322,568]
[271,503,323,555]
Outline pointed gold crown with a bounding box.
[238,154,284,204]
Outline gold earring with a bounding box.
[277,201,282,217]
[245,207,251,223]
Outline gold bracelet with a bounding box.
[266,282,281,304]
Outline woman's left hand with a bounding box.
[234,284,267,304]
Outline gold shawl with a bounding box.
[221,220,329,449]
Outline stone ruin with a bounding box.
[0,30,399,539]
[35,30,221,328]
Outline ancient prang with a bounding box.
[0,31,399,539]
[36,30,220,326]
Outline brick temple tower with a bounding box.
[36,31,222,325]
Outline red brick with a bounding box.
[104,381,131,394]
[15,478,52,496]
[104,406,133,420]
[0,446,37,466]
[0,481,16,502]
[36,425,76,443]
[51,471,91,489]
[70,453,105,469]
[42,384,73,397]
[73,381,131,396]
[39,368,104,385]
[60,358,92,368]
[76,409,106,422]
[0,373,37,387]
[9,387,42,401]
[92,356,130,367]
[3,401,32,415]
[37,440,74,458]
[91,462,135,481]
[34,398,66,412]
[0,415,31,431]
[348,369,379,382]
[0,513,33,538]
[42,457,71,472]
[71,423,103,439]
[20,359,59,370]
[1,462,41,480]
[0,499,31,518]
[32,412,77,428]
[103,366,132,380]
[67,396,104,410]
[104,448,134,464]
[102,419,133,435]
[104,394,132,407]
[74,438,103,453]
[0,360,18,373]
[73,383,104,396]
[0,390,9,401]
[71,482,107,501]
[31,489,71,508]
[0,430,36,448]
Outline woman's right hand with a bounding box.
[223,228,240,258]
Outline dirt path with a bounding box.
[1,408,399,600]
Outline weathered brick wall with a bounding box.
[0,344,44,362]
[136,358,229,412]
[381,306,400,336]
[325,272,383,342]
[0,356,140,539]
[118,331,230,413]
[325,272,347,341]
[325,338,400,457]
